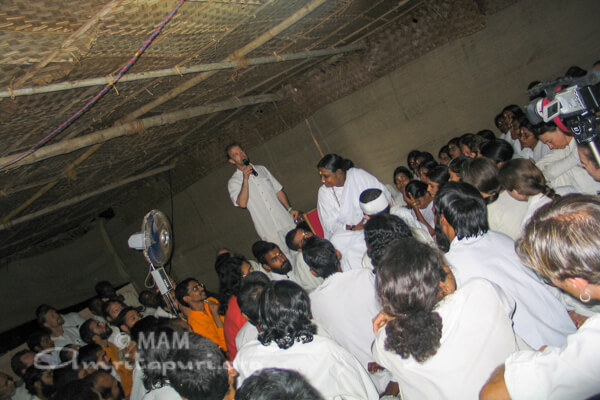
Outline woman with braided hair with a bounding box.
[372,237,518,400]
[498,158,578,232]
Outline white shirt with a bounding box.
[501,131,522,156]
[445,231,575,349]
[536,137,600,194]
[234,334,379,400]
[390,206,435,244]
[518,140,551,162]
[487,191,529,241]
[228,164,295,251]
[373,279,519,400]
[235,321,259,351]
[254,253,322,293]
[505,313,600,400]
[329,230,368,272]
[52,325,84,348]
[519,186,579,232]
[317,168,391,239]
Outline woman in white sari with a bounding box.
[316,154,391,239]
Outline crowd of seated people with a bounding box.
[2,63,600,400]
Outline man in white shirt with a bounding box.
[535,122,600,194]
[35,305,84,348]
[251,240,321,292]
[226,142,299,253]
[434,182,576,349]
[302,236,395,395]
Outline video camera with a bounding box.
[524,69,600,164]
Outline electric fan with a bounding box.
[128,210,177,315]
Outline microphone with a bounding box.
[242,159,258,176]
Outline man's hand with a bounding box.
[241,164,254,180]
[290,209,300,221]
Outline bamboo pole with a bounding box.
[9,1,120,90]
[121,0,328,122]
[0,93,280,169]
[0,164,175,231]
[0,44,365,98]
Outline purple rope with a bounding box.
[1,0,186,169]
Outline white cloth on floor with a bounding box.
[373,278,518,400]
[445,231,575,349]
[504,313,600,400]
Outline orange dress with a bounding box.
[188,297,227,351]
[102,342,133,397]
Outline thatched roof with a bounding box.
[0,0,513,262]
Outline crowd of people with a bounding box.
[2,64,600,400]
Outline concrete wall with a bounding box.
[3,0,599,331]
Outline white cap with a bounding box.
[360,190,389,216]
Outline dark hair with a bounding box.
[459,134,489,155]
[364,214,413,269]
[26,331,49,352]
[425,165,450,186]
[494,113,505,132]
[502,104,523,117]
[498,159,558,199]
[480,139,514,164]
[237,368,324,400]
[418,160,438,176]
[434,182,488,240]
[393,166,413,181]
[448,137,461,148]
[415,152,435,166]
[174,278,197,308]
[102,299,126,322]
[302,236,339,279]
[139,290,160,308]
[114,306,138,331]
[448,156,469,177]
[35,304,56,329]
[376,238,446,362]
[134,323,178,391]
[460,158,501,204]
[225,141,242,160]
[258,281,317,350]
[532,121,560,138]
[238,272,270,324]
[11,349,34,378]
[317,154,354,172]
[53,365,84,392]
[79,319,96,344]
[86,370,125,400]
[216,255,247,314]
[407,150,421,170]
[438,145,451,159]
[52,379,97,400]
[94,281,115,298]
[285,227,309,251]
[477,129,496,142]
[166,334,230,400]
[252,240,277,265]
[405,180,428,199]
[59,345,79,363]
[565,65,587,78]
[77,343,103,370]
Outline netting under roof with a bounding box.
[0,0,510,261]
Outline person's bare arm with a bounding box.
[276,189,300,221]
[207,300,224,328]
[480,365,511,400]
[236,165,253,208]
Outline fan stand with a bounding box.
[149,263,179,316]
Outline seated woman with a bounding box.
[447,155,469,182]
[372,238,518,400]
[216,253,253,360]
[515,116,551,162]
[480,139,514,168]
[498,158,578,231]
[391,166,413,206]
[438,145,452,165]
[480,195,600,400]
[424,165,450,199]
[461,157,527,240]
[404,180,434,236]
[417,160,438,182]
[234,280,379,400]
[316,153,391,238]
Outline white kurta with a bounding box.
[501,131,522,156]
[373,279,519,400]
[235,321,259,351]
[504,313,600,400]
[234,334,379,400]
[535,138,600,194]
[445,231,575,349]
[317,167,391,239]
[309,269,391,393]
[518,140,551,162]
[390,206,434,244]
[519,186,579,232]
[487,191,529,241]
[253,253,322,293]
[228,165,295,251]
